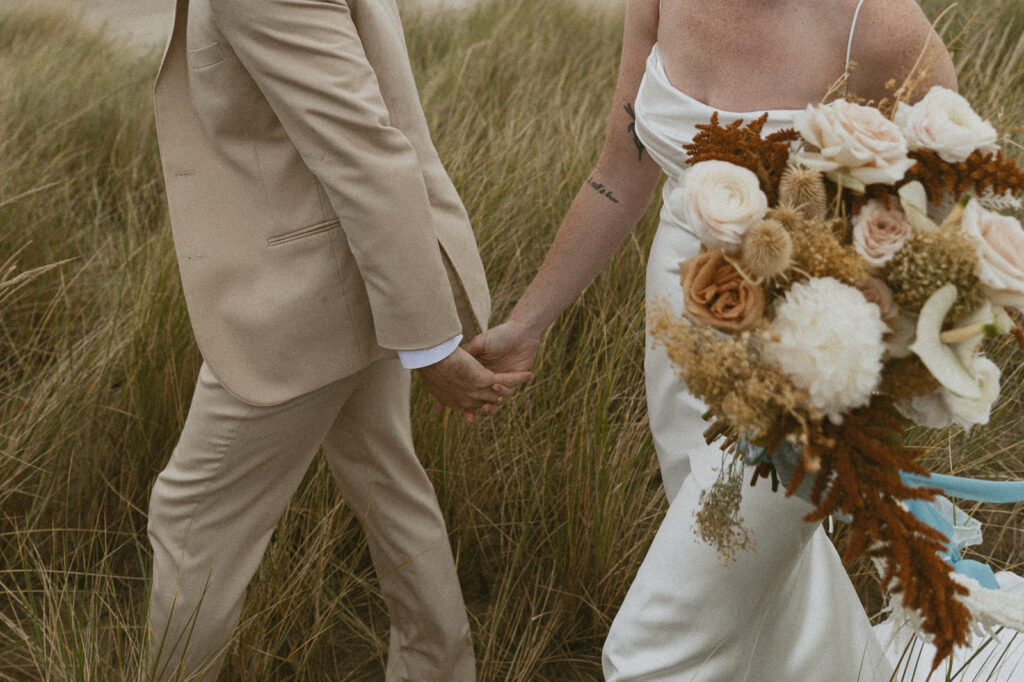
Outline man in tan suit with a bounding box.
[148,0,528,678]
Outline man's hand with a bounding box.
[418,347,533,423]
[465,319,542,375]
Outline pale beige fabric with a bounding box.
[154,0,490,405]
[148,359,475,680]
[150,0,485,676]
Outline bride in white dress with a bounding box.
[467,0,968,679]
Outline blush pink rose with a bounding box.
[669,160,768,253]
[793,100,915,186]
[962,201,1024,312]
[852,199,912,268]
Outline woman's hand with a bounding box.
[466,320,543,376]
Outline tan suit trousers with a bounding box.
[147,359,475,681]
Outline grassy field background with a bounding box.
[0,0,1021,679]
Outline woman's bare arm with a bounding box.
[468,0,664,372]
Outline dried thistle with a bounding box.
[779,165,828,220]
[684,112,800,205]
[882,229,985,322]
[765,206,805,232]
[741,219,793,280]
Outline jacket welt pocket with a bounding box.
[267,219,341,246]
[187,42,225,70]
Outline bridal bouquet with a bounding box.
[648,86,1024,665]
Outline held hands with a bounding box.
[465,319,542,376]
[418,346,532,423]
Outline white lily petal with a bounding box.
[898,181,939,233]
[993,306,1014,334]
[908,284,982,398]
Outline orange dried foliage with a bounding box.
[847,185,898,217]
[904,149,1024,205]
[783,396,971,670]
[684,112,800,205]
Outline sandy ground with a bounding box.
[4,0,624,51]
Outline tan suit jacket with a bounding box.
[154,0,490,406]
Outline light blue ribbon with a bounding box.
[739,440,1024,590]
[901,472,1024,590]
[900,472,1024,504]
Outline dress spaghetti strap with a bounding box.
[845,0,868,72]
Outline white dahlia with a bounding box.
[765,277,888,423]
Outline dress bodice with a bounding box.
[633,43,801,198]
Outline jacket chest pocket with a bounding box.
[266,219,341,247]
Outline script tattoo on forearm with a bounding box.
[624,102,645,161]
[586,176,620,204]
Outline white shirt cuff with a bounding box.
[397,334,463,369]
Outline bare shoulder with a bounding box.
[625,0,659,42]
[616,0,659,86]
[847,0,957,103]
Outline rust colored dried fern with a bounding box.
[780,396,971,670]
[904,149,1024,205]
[846,184,898,217]
[684,112,800,205]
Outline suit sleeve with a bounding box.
[207,0,462,352]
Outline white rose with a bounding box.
[894,87,998,163]
[793,100,915,187]
[961,200,1024,312]
[852,200,913,267]
[669,160,768,252]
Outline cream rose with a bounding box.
[669,160,768,252]
[852,200,913,267]
[962,201,1024,312]
[894,87,998,163]
[792,100,915,187]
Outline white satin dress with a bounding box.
[600,42,894,681]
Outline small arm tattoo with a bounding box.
[624,102,645,161]
[587,177,620,203]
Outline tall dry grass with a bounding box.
[0,0,1021,680]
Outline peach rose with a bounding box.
[793,100,915,186]
[852,199,912,268]
[679,250,766,332]
[962,201,1024,311]
[669,160,768,253]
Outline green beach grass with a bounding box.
[0,0,1021,679]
